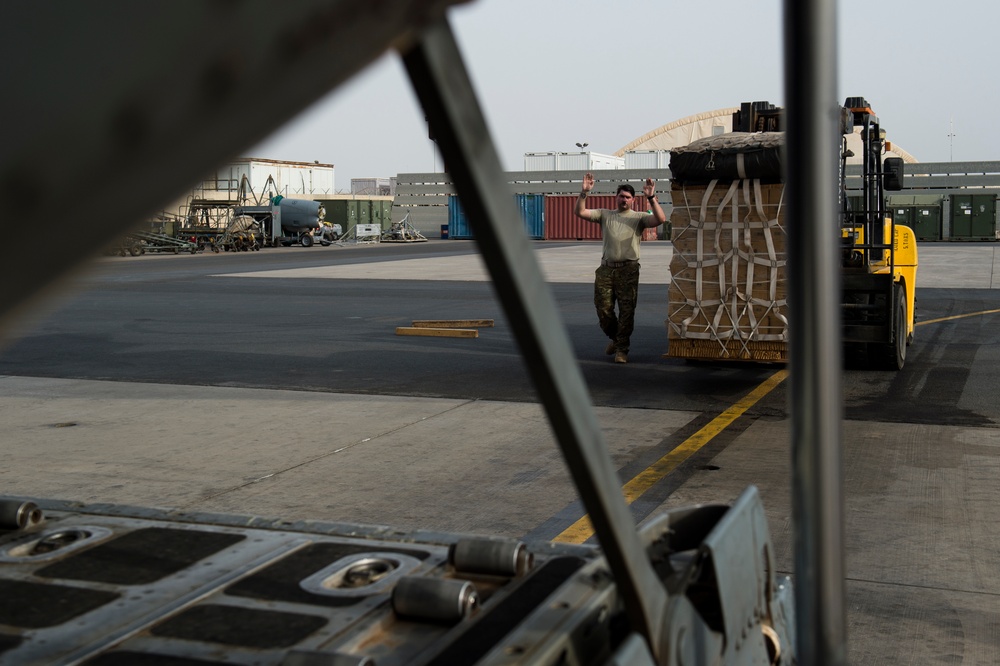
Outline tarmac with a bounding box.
[2,242,1000,663]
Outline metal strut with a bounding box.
[400,17,670,659]
[783,0,848,663]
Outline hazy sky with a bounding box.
[249,0,999,190]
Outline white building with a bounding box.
[205,157,335,199]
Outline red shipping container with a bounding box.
[544,195,662,241]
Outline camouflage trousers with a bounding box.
[594,262,640,354]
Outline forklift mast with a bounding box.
[841,97,904,272]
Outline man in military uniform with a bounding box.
[574,173,666,363]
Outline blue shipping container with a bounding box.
[447,196,471,239]
[447,194,545,239]
[517,194,545,239]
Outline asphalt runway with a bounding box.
[2,241,998,425]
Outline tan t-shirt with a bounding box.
[585,209,650,262]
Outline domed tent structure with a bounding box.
[615,108,739,156]
[615,106,917,165]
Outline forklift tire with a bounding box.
[300,234,314,248]
[129,245,142,257]
[880,285,907,371]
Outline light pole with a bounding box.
[948,117,955,162]
[575,142,588,150]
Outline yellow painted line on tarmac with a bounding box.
[917,308,1000,327]
[554,306,997,544]
[554,368,789,544]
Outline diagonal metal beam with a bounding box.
[400,17,669,657]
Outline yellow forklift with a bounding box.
[839,97,917,370]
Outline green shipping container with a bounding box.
[950,194,996,240]
[891,205,914,228]
[912,205,942,241]
[317,199,394,235]
[372,199,394,230]
[357,200,371,228]
[319,200,364,236]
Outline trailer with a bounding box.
[126,230,198,255]
[235,196,325,248]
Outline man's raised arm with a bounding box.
[642,177,667,227]
[574,172,599,221]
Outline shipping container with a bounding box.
[319,199,364,235]
[544,195,662,241]
[913,205,942,241]
[447,194,544,239]
[523,151,625,171]
[886,196,943,241]
[624,150,671,170]
[891,205,914,228]
[371,199,394,230]
[448,196,470,238]
[545,196,608,240]
[317,198,393,235]
[950,194,997,240]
